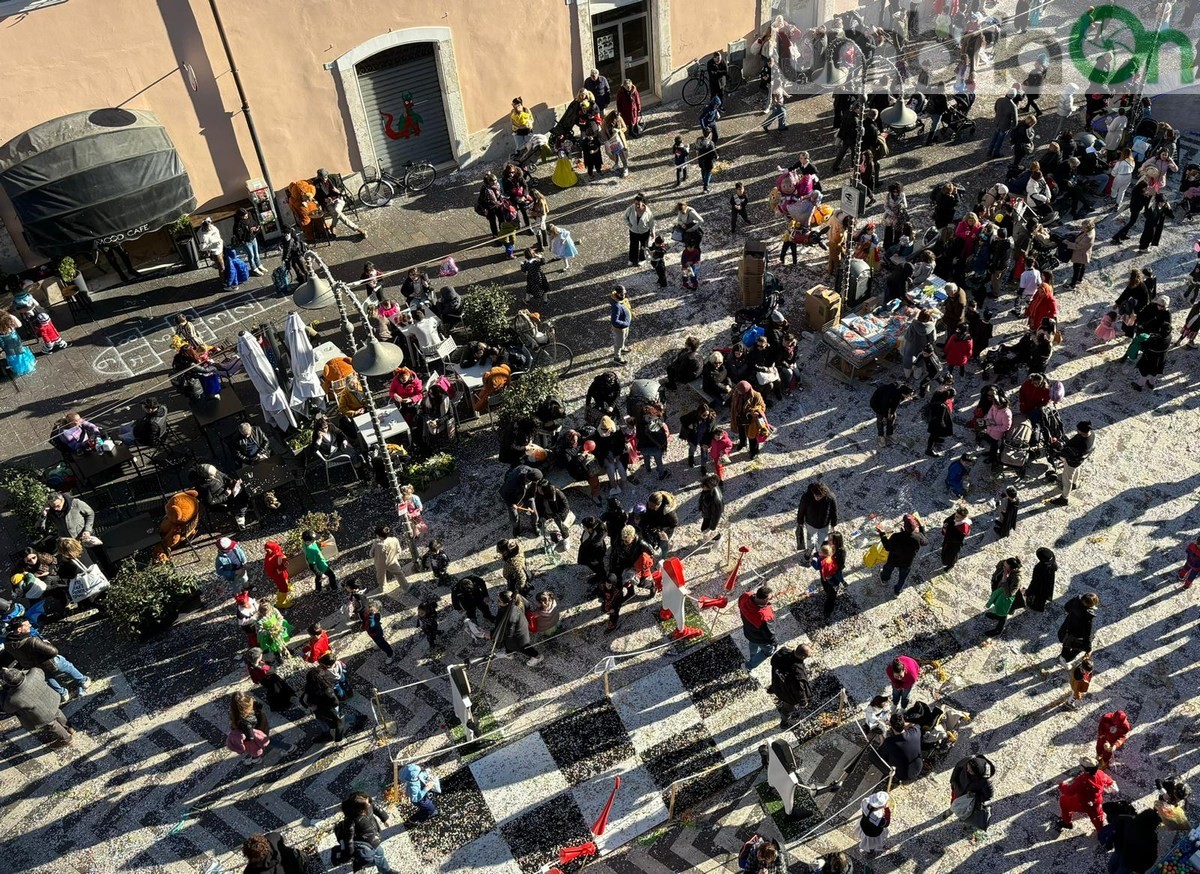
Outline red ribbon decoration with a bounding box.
[558,841,598,863]
[698,595,727,609]
[724,545,750,592]
[591,776,622,835]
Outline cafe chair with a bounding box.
[310,446,359,489]
[417,336,458,375]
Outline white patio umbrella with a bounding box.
[284,312,325,411]
[236,330,297,431]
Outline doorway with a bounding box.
[592,1,653,94]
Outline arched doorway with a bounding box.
[331,28,470,175]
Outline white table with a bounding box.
[447,362,486,391]
[313,340,346,372]
[353,406,411,447]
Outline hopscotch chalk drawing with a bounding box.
[92,291,278,378]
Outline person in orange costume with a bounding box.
[1096,710,1132,768]
[158,490,200,558]
[1056,755,1117,832]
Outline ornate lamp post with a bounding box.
[293,251,419,565]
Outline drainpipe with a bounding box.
[205,0,279,209]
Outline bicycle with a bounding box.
[357,161,437,208]
[522,318,573,377]
[681,58,745,106]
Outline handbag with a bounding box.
[755,365,780,386]
[607,135,625,155]
[950,794,975,820]
[863,542,889,567]
[671,229,684,243]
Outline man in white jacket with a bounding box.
[197,217,225,274]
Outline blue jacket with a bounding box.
[215,545,247,581]
[946,460,970,496]
[610,300,631,329]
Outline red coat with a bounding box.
[1027,285,1059,333]
[944,334,973,368]
[1018,381,1051,415]
[1059,768,1114,813]
[1096,711,1131,759]
[264,541,289,587]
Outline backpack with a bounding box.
[272,265,291,294]
[737,834,765,870]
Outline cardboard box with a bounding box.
[739,263,764,306]
[742,240,767,276]
[805,284,841,331]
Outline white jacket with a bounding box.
[624,204,655,235]
[198,224,224,256]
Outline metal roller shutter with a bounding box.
[356,43,454,172]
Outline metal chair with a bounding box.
[417,336,458,375]
[311,448,359,488]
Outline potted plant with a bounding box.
[169,213,199,269]
[497,367,563,430]
[461,282,516,347]
[287,422,314,454]
[283,509,342,578]
[106,560,204,641]
[404,452,458,498]
[0,465,54,539]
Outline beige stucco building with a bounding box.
[0,0,842,267]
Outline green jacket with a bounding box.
[985,587,1015,617]
[304,541,329,573]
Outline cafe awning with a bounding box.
[0,108,197,258]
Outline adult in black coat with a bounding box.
[334,792,392,871]
[932,182,961,228]
[1133,297,1172,339]
[1024,547,1057,611]
[1134,326,1171,390]
[302,666,345,742]
[1110,809,1164,874]
[702,353,733,407]
[767,644,814,727]
[585,371,621,422]
[241,831,304,874]
[665,336,704,388]
[877,514,928,595]
[451,574,495,624]
[1055,592,1099,668]
[1112,177,1155,244]
[495,591,540,664]
[795,482,839,554]
[870,381,915,444]
[499,464,543,536]
[879,712,924,781]
[577,517,608,586]
[925,387,955,457]
[699,475,724,535]
[950,754,997,829]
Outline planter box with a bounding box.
[285,535,339,579]
[135,609,180,642]
[419,470,460,500]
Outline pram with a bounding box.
[999,417,1035,478]
[509,133,551,181]
[978,340,1027,382]
[732,281,784,343]
[930,94,978,145]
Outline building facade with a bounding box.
[0,0,810,267]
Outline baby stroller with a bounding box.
[979,341,1026,382]
[999,417,1035,478]
[904,700,967,753]
[732,282,783,342]
[509,133,550,182]
[932,94,978,144]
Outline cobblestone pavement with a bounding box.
[3,6,1200,872]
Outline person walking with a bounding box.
[730,381,768,460]
[1066,654,1094,708]
[886,655,920,709]
[1177,536,1200,589]
[494,590,542,666]
[263,541,294,608]
[215,536,249,592]
[950,754,997,831]
[738,586,777,670]
[609,286,632,364]
[1067,219,1096,287]
[256,602,293,661]
[994,485,1020,539]
[1112,172,1156,243]
[227,690,271,766]
[925,386,955,458]
[694,130,718,192]
[334,791,398,872]
[1045,591,1101,673]
[623,195,654,267]
[370,526,407,590]
[303,530,337,592]
[616,78,641,131]
[1096,710,1132,769]
[730,182,751,233]
[940,505,972,570]
[240,832,305,874]
[1056,756,1117,833]
[1025,547,1058,612]
[1,666,75,748]
[767,643,813,727]
[818,534,847,619]
[876,514,928,595]
[1109,808,1165,874]
[362,600,396,663]
[698,474,725,540]
[795,482,839,557]
[870,381,915,447]
[983,577,1017,637]
[988,89,1019,158]
[1047,421,1095,506]
[244,647,297,713]
[401,763,442,824]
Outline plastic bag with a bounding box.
[864,542,889,567]
[1050,380,1065,401]
[439,257,459,277]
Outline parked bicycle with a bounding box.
[357,161,437,208]
[528,319,573,377]
[682,58,745,106]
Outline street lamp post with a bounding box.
[293,251,420,566]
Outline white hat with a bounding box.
[218,537,233,550]
[867,791,889,808]
[1156,295,1170,307]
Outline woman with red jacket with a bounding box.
[1026,281,1058,333]
[616,79,642,132]
[1017,373,1051,442]
[389,367,424,423]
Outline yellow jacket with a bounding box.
[510,108,534,133]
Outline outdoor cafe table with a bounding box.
[191,392,246,455]
[353,406,411,448]
[69,441,140,487]
[99,513,161,567]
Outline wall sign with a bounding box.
[596,33,616,62]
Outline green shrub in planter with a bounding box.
[404,452,457,493]
[107,560,203,640]
[282,510,342,557]
[0,466,54,539]
[57,257,78,284]
[461,283,516,347]
[287,423,314,453]
[498,367,563,430]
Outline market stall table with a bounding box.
[353,406,411,448]
[191,392,246,456]
[98,513,161,567]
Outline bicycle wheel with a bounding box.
[404,162,437,192]
[727,64,745,91]
[358,179,395,208]
[533,342,573,377]
[682,77,709,106]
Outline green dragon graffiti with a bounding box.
[1069,5,1194,86]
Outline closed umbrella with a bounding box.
[236,331,297,431]
[284,312,325,410]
